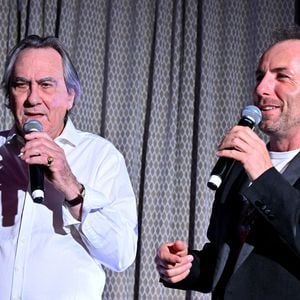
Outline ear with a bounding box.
[67,89,76,110]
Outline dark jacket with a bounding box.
[163,154,300,299]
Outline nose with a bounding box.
[255,73,274,98]
[27,84,41,105]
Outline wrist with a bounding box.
[64,184,85,207]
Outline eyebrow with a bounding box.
[36,77,58,85]
[256,67,290,74]
[12,76,58,85]
[13,76,30,83]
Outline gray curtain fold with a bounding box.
[0,0,296,299]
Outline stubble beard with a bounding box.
[259,114,300,138]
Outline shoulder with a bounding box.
[77,130,119,150]
[74,129,125,161]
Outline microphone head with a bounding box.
[23,120,43,133]
[241,105,262,126]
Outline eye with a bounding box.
[277,73,289,79]
[40,81,54,89]
[13,81,29,90]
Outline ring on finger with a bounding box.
[47,156,54,167]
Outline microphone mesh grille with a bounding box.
[23,120,43,133]
[241,105,262,126]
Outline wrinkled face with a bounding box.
[254,39,300,138]
[9,47,75,139]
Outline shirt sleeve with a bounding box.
[63,148,138,272]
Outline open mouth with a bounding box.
[259,105,281,112]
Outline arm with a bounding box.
[20,131,138,272]
[217,125,300,256]
[243,167,300,256]
[69,149,138,272]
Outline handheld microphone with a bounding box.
[23,120,44,203]
[207,105,262,191]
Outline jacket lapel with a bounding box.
[231,150,300,275]
[212,162,249,288]
[281,151,300,185]
[218,162,245,204]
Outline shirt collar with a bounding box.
[5,118,80,147]
[55,118,80,147]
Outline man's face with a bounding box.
[10,47,75,139]
[254,39,300,138]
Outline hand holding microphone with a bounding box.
[23,120,45,203]
[21,120,83,210]
[207,105,262,191]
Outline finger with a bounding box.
[218,126,259,151]
[164,256,193,269]
[219,137,250,154]
[217,148,245,161]
[21,139,58,155]
[20,139,63,166]
[24,131,52,141]
[156,260,192,275]
[20,152,53,167]
[157,261,192,282]
[217,130,266,158]
[155,252,193,269]
[155,252,182,267]
[160,269,191,283]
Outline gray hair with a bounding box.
[1,35,81,104]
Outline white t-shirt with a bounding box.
[269,148,300,173]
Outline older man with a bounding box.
[0,35,137,300]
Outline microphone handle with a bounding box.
[207,157,235,190]
[30,164,44,203]
[207,116,255,191]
